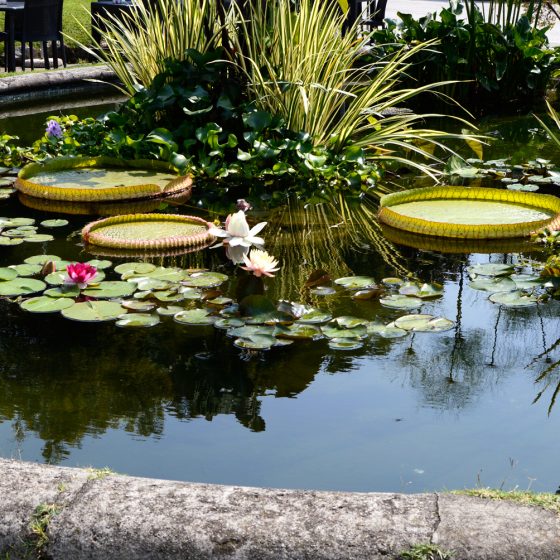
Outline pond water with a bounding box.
[0,107,560,494]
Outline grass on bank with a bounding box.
[453,488,560,514]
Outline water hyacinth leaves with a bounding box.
[61,301,127,322]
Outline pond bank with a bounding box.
[1,458,558,559]
[0,65,120,108]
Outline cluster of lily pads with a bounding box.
[0,255,458,352]
[447,156,560,193]
[467,262,555,306]
[0,216,68,245]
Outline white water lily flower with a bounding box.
[209,210,267,248]
[241,249,280,278]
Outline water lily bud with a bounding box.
[40,260,56,276]
[236,199,252,212]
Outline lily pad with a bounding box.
[61,301,127,322]
[133,267,186,282]
[382,277,403,287]
[131,277,171,291]
[83,281,136,299]
[469,277,517,293]
[367,321,408,339]
[174,308,215,325]
[207,296,232,306]
[23,234,54,243]
[298,309,332,324]
[0,277,46,296]
[328,338,364,351]
[156,305,185,316]
[40,219,69,228]
[153,290,184,303]
[115,313,160,328]
[45,270,106,286]
[399,282,443,299]
[0,237,23,246]
[233,334,277,350]
[489,291,538,307]
[24,254,61,265]
[20,296,74,313]
[86,259,112,270]
[8,218,35,226]
[9,264,41,277]
[333,316,369,328]
[394,314,454,332]
[227,325,275,338]
[214,317,245,329]
[321,324,367,339]
[183,271,229,288]
[309,286,336,296]
[351,288,384,300]
[44,285,81,298]
[275,324,322,340]
[511,274,542,290]
[467,263,515,277]
[121,300,157,312]
[334,276,376,289]
[177,286,203,300]
[0,267,18,281]
[380,294,423,310]
[115,262,157,275]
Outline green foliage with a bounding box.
[370,0,558,113]
[397,544,453,560]
[453,488,560,514]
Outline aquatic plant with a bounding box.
[65,263,98,289]
[242,249,280,278]
[209,210,267,249]
[45,120,63,139]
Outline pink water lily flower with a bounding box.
[209,210,267,248]
[65,263,98,289]
[241,249,280,278]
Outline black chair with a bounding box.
[14,0,66,70]
[346,0,387,34]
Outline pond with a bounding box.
[0,106,559,495]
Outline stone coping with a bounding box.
[0,458,559,559]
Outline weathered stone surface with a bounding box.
[1,459,560,560]
[434,493,560,560]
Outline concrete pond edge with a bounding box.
[0,458,559,559]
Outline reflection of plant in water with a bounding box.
[264,194,410,303]
[530,334,560,414]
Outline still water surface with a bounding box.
[0,106,559,493]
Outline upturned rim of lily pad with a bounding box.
[82,213,214,250]
[15,156,192,202]
[378,186,560,240]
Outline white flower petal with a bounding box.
[227,211,250,237]
[228,237,244,247]
[246,235,265,247]
[248,221,267,236]
[208,226,228,237]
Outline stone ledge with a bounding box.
[0,458,559,560]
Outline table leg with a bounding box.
[7,12,15,72]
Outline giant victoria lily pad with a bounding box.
[378,186,560,239]
[82,214,214,251]
[15,157,192,202]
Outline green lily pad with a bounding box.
[334,276,376,289]
[20,296,74,313]
[115,262,157,275]
[153,290,184,303]
[44,285,81,298]
[177,286,203,300]
[399,282,443,299]
[351,288,384,300]
[44,270,106,286]
[156,305,185,316]
[381,277,403,287]
[207,296,233,306]
[511,274,542,290]
[40,219,69,228]
[23,234,54,243]
[227,325,275,338]
[121,300,157,312]
[86,259,112,270]
[83,281,136,299]
[275,324,322,340]
[0,277,46,296]
[321,324,367,339]
[245,311,293,325]
[3,229,31,238]
[0,267,18,281]
[380,294,423,310]
[233,334,277,350]
[489,291,538,307]
[62,301,127,322]
[174,308,215,325]
[469,277,517,293]
[367,321,408,339]
[507,183,539,192]
[24,254,61,265]
[467,263,515,277]
[0,237,23,246]
[115,313,160,328]
[298,309,332,324]
[9,264,41,277]
[328,338,364,351]
[394,314,454,332]
[333,316,369,329]
[309,286,336,296]
[8,218,35,226]
[183,271,229,288]
[131,277,171,291]
[214,317,245,329]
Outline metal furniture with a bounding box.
[90,0,133,45]
[0,2,24,72]
[346,0,387,33]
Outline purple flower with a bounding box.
[45,120,63,139]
